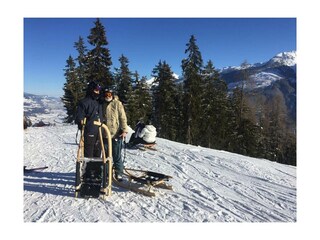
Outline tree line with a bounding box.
[62,19,296,166]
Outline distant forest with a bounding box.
[62,19,296,166]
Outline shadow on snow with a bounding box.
[24,171,75,197]
[23,171,128,197]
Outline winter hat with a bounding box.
[86,81,101,98]
[87,81,101,93]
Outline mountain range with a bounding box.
[24,51,296,128]
[148,51,296,95]
[220,51,296,129]
[220,51,296,90]
[170,51,296,129]
[24,93,66,125]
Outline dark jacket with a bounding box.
[75,96,103,136]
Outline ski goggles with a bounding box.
[104,91,113,98]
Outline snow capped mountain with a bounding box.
[267,51,296,67]
[146,51,296,91]
[172,73,180,80]
[146,73,180,86]
[221,51,296,74]
[220,51,296,90]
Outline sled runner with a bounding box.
[75,119,113,199]
[24,166,48,173]
[138,143,157,151]
[128,143,157,151]
[112,168,173,197]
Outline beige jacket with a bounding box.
[102,96,128,138]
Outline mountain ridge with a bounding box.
[24,50,296,128]
[219,51,296,74]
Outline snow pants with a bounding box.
[84,133,101,158]
[104,138,123,175]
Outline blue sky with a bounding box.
[24,18,296,97]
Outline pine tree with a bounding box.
[174,83,185,143]
[135,76,153,122]
[181,35,204,144]
[126,71,140,126]
[61,56,80,123]
[226,88,252,155]
[126,74,152,127]
[283,133,296,166]
[86,18,113,87]
[226,61,260,156]
[114,54,133,104]
[152,60,179,140]
[74,36,88,99]
[201,60,228,149]
[263,93,288,163]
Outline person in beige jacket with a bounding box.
[102,88,129,181]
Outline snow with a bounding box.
[269,51,297,67]
[227,71,283,90]
[146,73,180,86]
[220,51,297,74]
[24,94,67,125]
[224,51,296,90]
[24,124,296,223]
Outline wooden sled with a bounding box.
[112,168,173,197]
[75,119,113,199]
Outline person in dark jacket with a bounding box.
[75,81,103,158]
[132,120,145,140]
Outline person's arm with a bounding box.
[118,102,128,139]
[138,127,146,138]
[75,101,86,129]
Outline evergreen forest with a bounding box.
[62,19,296,166]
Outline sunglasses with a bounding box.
[105,92,113,98]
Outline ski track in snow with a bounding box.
[23,125,296,222]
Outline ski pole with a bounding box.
[122,138,127,166]
[75,118,86,197]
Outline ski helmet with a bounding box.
[104,87,114,102]
[87,81,101,98]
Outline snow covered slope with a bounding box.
[23,124,296,222]
[24,93,67,125]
